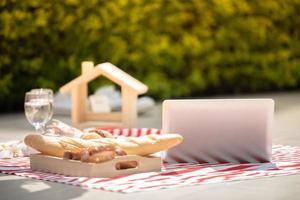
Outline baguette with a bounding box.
[24,133,183,157]
[90,134,182,156]
[24,134,65,157]
[24,135,100,157]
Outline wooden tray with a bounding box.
[30,154,162,178]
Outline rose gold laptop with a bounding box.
[162,99,274,163]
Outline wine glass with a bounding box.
[30,88,54,121]
[24,91,53,134]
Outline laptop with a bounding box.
[162,99,274,163]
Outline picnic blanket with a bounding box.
[0,128,300,193]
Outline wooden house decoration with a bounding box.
[59,61,148,128]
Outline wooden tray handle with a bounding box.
[115,160,138,170]
[111,155,142,171]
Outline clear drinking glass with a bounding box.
[24,91,53,134]
[30,88,54,121]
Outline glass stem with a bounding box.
[36,125,45,134]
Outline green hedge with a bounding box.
[1,0,300,111]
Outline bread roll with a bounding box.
[80,132,102,140]
[81,150,115,163]
[24,133,183,157]
[81,129,114,140]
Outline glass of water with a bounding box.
[24,91,53,134]
[30,88,54,121]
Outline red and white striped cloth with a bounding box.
[0,128,300,193]
[97,128,162,137]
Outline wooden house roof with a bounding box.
[59,62,148,95]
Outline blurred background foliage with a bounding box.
[1,0,300,112]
